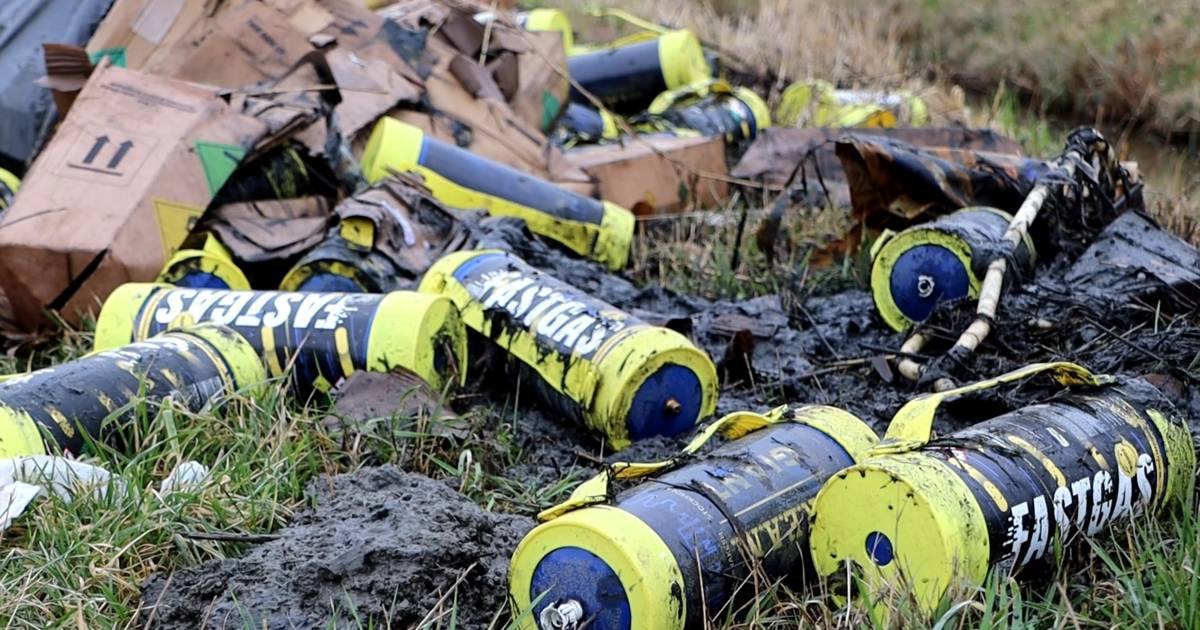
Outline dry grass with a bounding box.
[560,0,1200,140]
[890,0,1200,139]
[544,0,1200,243]
[549,0,968,122]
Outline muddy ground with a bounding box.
[140,467,533,629]
[140,213,1200,628]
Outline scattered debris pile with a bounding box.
[0,1,1194,629]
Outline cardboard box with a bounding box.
[0,63,271,331]
[566,134,731,215]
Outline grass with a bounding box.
[1,1,1198,628]
[542,0,1200,245]
[2,152,1196,628]
[0,366,577,627]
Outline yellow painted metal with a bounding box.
[420,250,717,449]
[869,208,1036,332]
[509,505,685,630]
[648,79,772,136]
[360,117,634,270]
[777,79,930,129]
[657,30,712,91]
[365,291,468,392]
[522,8,574,51]
[810,453,991,615]
[874,362,1109,454]
[157,233,250,290]
[0,167,20,210]
[0,406,48,457]
[514,403,879,629]
[808,362,1175,619]
[92,284,467,393]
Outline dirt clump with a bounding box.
[139,466,532,629]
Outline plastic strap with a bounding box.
[587,8,670,35]
[870,361,1111,456]
[537,405,788,521]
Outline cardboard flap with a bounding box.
[0,64,272,330]
[351,177,467,260]
[206,197,332,262]
[449,54,505,101]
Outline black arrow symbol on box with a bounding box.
[107,140,134,169]
[83,135,109,164]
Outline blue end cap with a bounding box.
[173,271,232,290]
[296,273,364,294]
[530,547,632,630]
[626,363,703,441]
[889,244,971,323]
[865,532,894,566]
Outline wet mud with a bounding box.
[139,467,533,629]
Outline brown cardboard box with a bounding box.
[566,135,731,215]
[84,0,214,71]
[87,0,419,147]
[0,63,271,331]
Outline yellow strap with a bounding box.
[871,362,1110,456]
[536,405,788,522]
[588,8,670,35]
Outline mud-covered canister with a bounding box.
[279,223,394,294]
[567,30,711,115]
[809,362,1196,616]
[509,405,879,630]
[0,167,19,211]
[870,207,1036,332]
[278,234,378,293]
[553,102,622,145]
[361,117,635,271]
[0,325,265,458]
[420,250,718,449]
[158,233,251,291]
[642,79,772,146]
[776,79,930,129]
[92,284,468,394]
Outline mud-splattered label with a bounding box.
[1000,451,1155,566]
[665,95,757,144]
[138,289,383,391]
[0,334,231,454]
[927,384,1177,570]
[617,423,853,621]
[452,252,642,360]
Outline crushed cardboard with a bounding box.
[0,63,275,331]
[287,174,471,292]
[566,134,731,215]
[732,126,1025,205]
[203,197,334,264]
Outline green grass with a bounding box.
[0,357,575,627]
[2,5,1199,625]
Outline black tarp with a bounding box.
[0,0,115,172]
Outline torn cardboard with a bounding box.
[285,174,470,292]
[88,0,419,147]
[566,135,730,215]
[0,64,270,331]
[732,126,1025,206]
[372,0,589,194]
[203,197,333,264]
